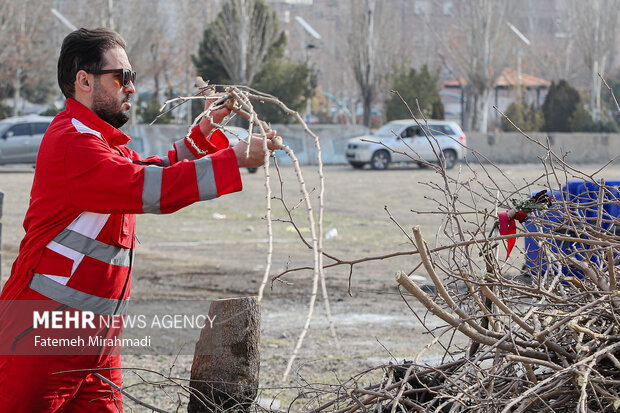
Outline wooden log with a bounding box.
[188,297,260,413]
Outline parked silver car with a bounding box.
[345,119,466,170]
[0,115,54,165]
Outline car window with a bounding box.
[427,124,456,135]
[5,123,31,138]
[373,123,400,137]
[32,122,50,135]
[400,126,420,138]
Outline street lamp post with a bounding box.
[295,16,321,124]
[507,22,531,99]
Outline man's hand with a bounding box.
[198,94,232,137]
[233,130,282,168]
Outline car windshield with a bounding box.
[373,123,402,138]
[0,122,12,136]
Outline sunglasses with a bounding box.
[89,68,137,87]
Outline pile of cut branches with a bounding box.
[305,104,620,411]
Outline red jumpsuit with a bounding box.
[0,98,242,411]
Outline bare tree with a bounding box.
[116,1,171,102]
[521,0,578,83]
[0,0,55,114]
[432,0,515,132]
[207,0,280,85]
[168,0,212,122]
[54,0,183,116]
[568,0,619,121]
[347,0,392,127]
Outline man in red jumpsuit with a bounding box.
[0,28,277,412]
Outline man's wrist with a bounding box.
[198,120,210,137]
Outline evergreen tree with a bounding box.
[251,58,317,124]
[542,80,589,132]
[384,64,444,121]
[192,0,315,124]
[502,99,544,132]
[192,27,231,86]
[192,0,283,86]
[138,96,172,124]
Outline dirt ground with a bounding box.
[2,160,620,411]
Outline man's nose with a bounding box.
[124,81,136,94]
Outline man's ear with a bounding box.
[75,70,92,93]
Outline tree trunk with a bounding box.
[480,89,491,133]
[471,94,479,132]
[461,87,472,132]
[362,87,372,127]
[13,67,21,117]
[188,297,260,413]
[238,0,250,85]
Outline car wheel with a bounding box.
[440,149,457,169]
[247,167,258,174]
[349,161,365,169]
[370,150,390,170]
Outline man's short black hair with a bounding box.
[57,28,126,99]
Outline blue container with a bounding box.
[523,180,620,277]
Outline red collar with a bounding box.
[64,98,131,147]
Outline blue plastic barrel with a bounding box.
[523,180,620,278]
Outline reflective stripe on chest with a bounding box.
[46,211,112,277]
[31,211,132,314]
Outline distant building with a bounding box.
[444,68,551,126]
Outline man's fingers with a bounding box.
[224,97,237,111]
[269,136,283,149]
[249,131,282,149]
[204,93,227,107]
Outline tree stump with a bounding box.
[188,297,260,413]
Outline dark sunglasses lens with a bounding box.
[122,69,136,86]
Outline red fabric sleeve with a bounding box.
[123,146,170,166]
[212,147,243,196]
[64,133,241,214]
[159,148,241,214]
[184,125,230,158]
[167,149,178,165]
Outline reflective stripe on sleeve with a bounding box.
[52,229,131,267]
[160,156,171,167]
[29,273,128,316]
[174,139,196,161]
[195,156,218,200]
[142,165,163,213]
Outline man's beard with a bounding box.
[92,85,130,128]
